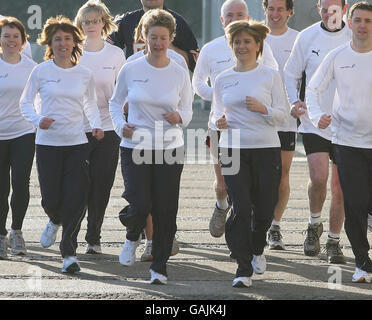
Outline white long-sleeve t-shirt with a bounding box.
[20,59,102,146]
[0,55,36,140]
[109,56,193,150]
[80,42,126,132]
[284,22,351,140]
[266,28,298,132]
[307,42,372,149]
[127,48,188,70]
[192,36,279,131]
[213,64,288,149]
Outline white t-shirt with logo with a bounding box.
[266,27,298,132]
[80,41,126,132]
[192,36,278,131]
[0,54,36,140]
[284,22,351,140]
[109,56,193,150]
[307,42,372,149]
[214,64,288,149]
[20,59,102,146]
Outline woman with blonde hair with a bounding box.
[20,16,103,273]
[214,20,288,287]
[110,9,193,285]
[0,16,36,259]
[74,0,126,254]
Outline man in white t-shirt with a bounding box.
[0,15,32,59]
[284,0,351,263]
[192,0,278,239]
[263,0,298,251]
[306,1,372,283]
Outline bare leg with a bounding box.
[273,150,294,222]
[329,164,345,234]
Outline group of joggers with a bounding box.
[1,0,372,287]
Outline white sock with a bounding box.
[327,232,340,242]
[217,197,229,210]
[271,220,281,228]
[309,212,322,225]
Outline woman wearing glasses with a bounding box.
[20,16,103,273]
[74,0,126,255]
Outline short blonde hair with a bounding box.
[225,20,270,58]
[141,9,176,41]
[74,0,118,39]
[38,15,84,65]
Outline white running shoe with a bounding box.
[368,214,372,232]
[150,269,167,285]
[62,256,81,273]
[40,221,60,248]
[119,239,140,266]
[352,268,372,283]
[232,277,252,288]
[252,254,267,274]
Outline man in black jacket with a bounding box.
[108,0,199,71]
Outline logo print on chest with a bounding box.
[312,49,320,56]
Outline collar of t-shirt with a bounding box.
[320,20,346,33]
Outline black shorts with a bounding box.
[278,131,296,151]
[302,133,336,163]
[205,129,221,160]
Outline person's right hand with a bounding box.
[290,101,307,119]
[39,117,55,130]
[122,124,136,138]
[318,114,332,129]
[216,114,228,130]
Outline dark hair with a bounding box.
[38,15,84,65]
[263,0,294,12]
[0,16,29,46]
[349,1,372,20]
[318,0,346,9]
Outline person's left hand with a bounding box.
[163,112,182,125]
[245,96,268,115]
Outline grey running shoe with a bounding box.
[140,242,153,262]
[209,204,230,238]
[85,244,102,254]
[171,237,179,256]
[325,240,346,264]
[267,225,285,250]
[303,223,323,256]
[0,235,8,260]
[9,230,27,255]
[368,214,372,232]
